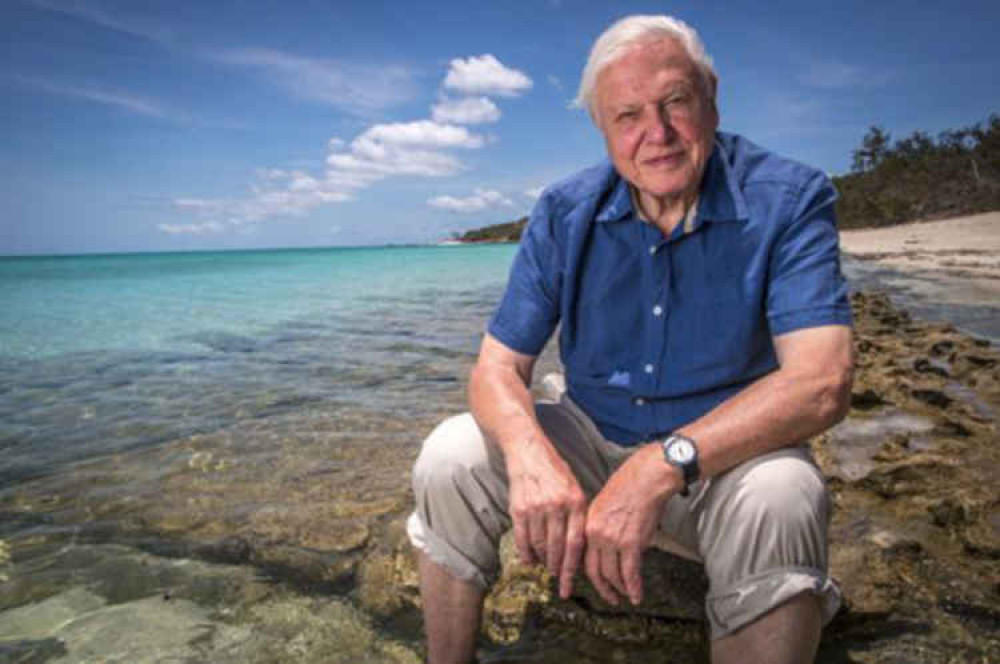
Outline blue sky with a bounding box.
[2,0,998,255]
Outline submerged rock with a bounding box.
[0,587,247,664]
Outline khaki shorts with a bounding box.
[408,391,841,638]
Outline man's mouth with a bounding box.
[643,152,684,167]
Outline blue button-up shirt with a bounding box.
[487,132,853,445]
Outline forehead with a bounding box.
[595,38,700,104]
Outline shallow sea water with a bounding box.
[0,246,997,662]
[0,246,520,484]
[1,245,526,662]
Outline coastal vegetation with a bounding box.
[835,114,1000,229]
[456,114,1000,240]
[453,217,527,243]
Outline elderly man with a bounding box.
[409,14,854,664]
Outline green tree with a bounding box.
[851,125,892,172]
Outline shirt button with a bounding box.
[644,364,654,374]
[652,305,663,317]
[648,245,657,255]
[634,397,646,406]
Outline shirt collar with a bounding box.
[594,135,749,226]
[594,168,633,223]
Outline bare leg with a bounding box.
[418,551,486,664]
[711,592,823,664]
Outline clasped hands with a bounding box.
[507,441,675,607]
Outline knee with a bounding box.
[711,450,830,565]
[740,454,828,532]
[410,414,508,578]
[412,413,494,498]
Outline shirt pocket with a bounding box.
[664,243,755,382]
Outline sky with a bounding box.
[2,0,999,255]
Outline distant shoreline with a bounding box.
[839,210,1000,308]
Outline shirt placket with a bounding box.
[633,224,669,436]
[636,206,698,438]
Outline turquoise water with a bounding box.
[3,246,998,486]
[0,245,519,484]
[1,246,518,359]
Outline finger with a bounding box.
[600,546,628,600]
[528,511,547,565]
[513,514,535,565]
[545,508,567,578]
[586,546,619,606]
[559,509,586,599]
[621,545,643,606]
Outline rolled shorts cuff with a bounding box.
[705,566,842,639]
[406,511,492,590]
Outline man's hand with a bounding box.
[506,440,587,599]
[584,443,677,606]
[469,334,590,599]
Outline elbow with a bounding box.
[814,359,854,429]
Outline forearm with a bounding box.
[678,337,853,481]
[468,361,545,458]
[467,336,563,472]
[469,335,588,586]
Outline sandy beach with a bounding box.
[840,211,1000,308]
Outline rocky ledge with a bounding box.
[357,291,1000,662]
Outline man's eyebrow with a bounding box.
[657,77,697,92]
[606,101,640,115]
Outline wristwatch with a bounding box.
[661,434,700,497]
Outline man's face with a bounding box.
[594,38,718,205]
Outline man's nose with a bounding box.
[646,107,676,143]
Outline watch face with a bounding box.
[668,439,695,464]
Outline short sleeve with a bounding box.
[487,193,563,355]
[766,172,853,336]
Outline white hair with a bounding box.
[573,15,717,123]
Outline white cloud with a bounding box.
[358,120,486,149]
[165,121,488,234]
[29,0,175,45]
[15,76,176,120]
[213,48,419,115]
[169,170,355,231]
[29,3,418,117]
[524,186,545,200]
[547,74,564,91]
[326,120,486,177]
[327,149,463,178]
[797,60,891,89]
[431,96,501,124]
[166,49,531,234]
[443,54,533,97]
[157,222,225,235]
[428,188,514,213]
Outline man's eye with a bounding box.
[617,110,638,123]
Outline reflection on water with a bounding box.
[842,257,1000,344]
[826,409,936,481]
[0,283,495,485]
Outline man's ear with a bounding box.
[701,70,720,129]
